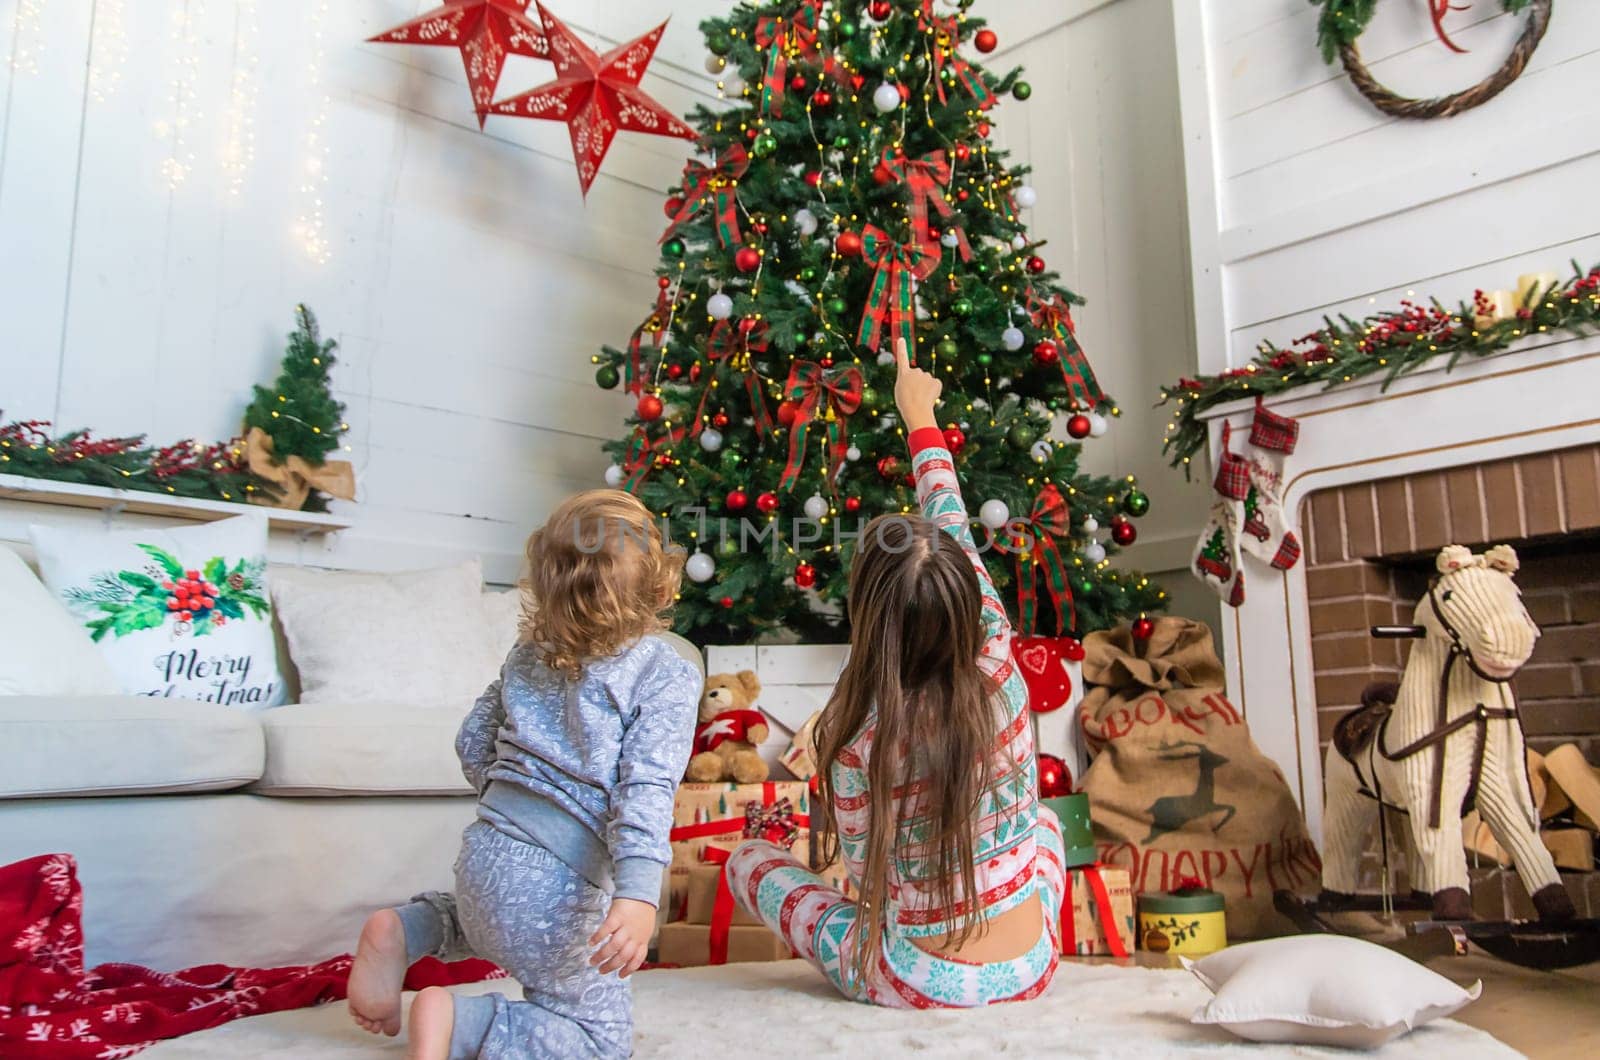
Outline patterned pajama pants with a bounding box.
[394,822,631,1060]
[724,807,1065,1009]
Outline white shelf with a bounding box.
[0,473,352,534]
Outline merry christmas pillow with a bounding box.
[28,516,285,708]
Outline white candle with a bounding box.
[1516,272,1558,308]
[1474,289,1517,329]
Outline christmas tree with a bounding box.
[242,305,348,512]
[595,0,1166,644]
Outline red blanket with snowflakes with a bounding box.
[0,854,502,1058]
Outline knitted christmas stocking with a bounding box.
[1191,443,1249,607]
[1240,403,1302,571]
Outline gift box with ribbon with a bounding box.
[656,923,793,968]
[666,781,810,921]
[779,710,822,782]
[1138,879,1227,957]
[1059,863,1135,958]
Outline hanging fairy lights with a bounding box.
[9,0,43,76]
[295,0,333,263]
[221,0,260,197]
[88,0,129,102]
[157,0,206,190]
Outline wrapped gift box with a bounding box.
[685,862,761,927]
[666,781,810,920]
[656,923,792,967]
[1059,865,1136,958]
[779,710,822,781]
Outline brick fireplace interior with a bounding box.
[1302,443,1600,766]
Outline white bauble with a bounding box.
[1013,185,1038,209]
[698,428,724,452]
[705,54,727,75]
[1001,326,1025,351]
[941,231,959,248]
[803,494,829,520]
[979,499,1010,530]
[1082,516,1099,534]
[1030,439,1052,464]
[604,464,625,488]
[1081,541,1107,564]
[877,350,895,366]
[722,73,746,97]
[846,445,862,462]
[707,292,734,320]
[685,552,716,583]
[872,82,903,113]
[793,208,819,236]
[1088,411,1109,437]
[1012,234,1028,251]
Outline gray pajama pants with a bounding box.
[394,821,632,1059]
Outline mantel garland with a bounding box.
[1157,262,1600,476]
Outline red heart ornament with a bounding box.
[851,74,866,91]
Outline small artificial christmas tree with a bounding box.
[242,305,349,512]
[595,0,1165,644]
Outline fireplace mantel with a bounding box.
[1196,332,1600,843]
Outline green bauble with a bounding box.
[827,297,848,316]
[1076,576,1095,597]
[951,298,974,317]
[717,536,740,558]
[833,133,852,150]
[707,33,732,56]
[836,19,858,40]
[1122,489,1151,518]
[595,365,620,390]
[860,387,880,410]
[663,237,686,259]
[1008,423,1037,450]
[752,132,778,158]
[1012,81,1033,101]
[720,450,742,473]
[976,261,991,275]
[801,267,819,281]
[1047,398,1063,411]
[976,352,993,367]
[936,338,959,359]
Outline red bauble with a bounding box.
[953,142,971,163]
[712,412,730,429]
[804,170,823,187]
[636,394,664,421]
[836,230,864,257]
[689,363,702,382]
[868,0,892,20]
[1066,413,1092,439]
[844,496,862,513]
[975,28,999,53]
[776,400,801,427]
[897,83,911,102]
[726,489,749,511]
[793,563,817,589]
[904,472,916,488]
[956,188,969,202]
[720,596,735,609]
[1038,753,1072,799]
[1062,637,1086,663]
[1033,340,1060,366]
[789,73,808,92]
[1132,617,1156,641]
[877,455,901,480]
[977,121,991,137]
[873,163,895,186]
[812,89,832,108]
[1027,255,1047,275]
[666,364,684,380]
[664,196,684,218]
[756,491,780,514]
[1112,519,1138,546]
[943,426,966,454]
[745,127,758,140]
[657,276,672,290]
[653,453,672,469]
[735,246,762,273]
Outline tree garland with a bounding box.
[1158,262,1600,476]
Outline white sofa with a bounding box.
[0,542,703,972]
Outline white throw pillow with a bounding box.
[271,560,501,710]
[0,546,122,696]
[1184,935,1482,1049]
[481,588,524,664]
[28,516,285,707]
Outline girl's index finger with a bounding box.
[894,337,911,373]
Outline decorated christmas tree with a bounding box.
[595,0,1165,644]
[242,305,349,512]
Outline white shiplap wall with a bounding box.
[1177,0,1600,378]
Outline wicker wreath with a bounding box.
[1333,0,1551,120]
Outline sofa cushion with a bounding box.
[0,696,264,798]
[0,545,123,697]
[251,702,474,796]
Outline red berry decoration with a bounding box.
[1132,617,1156,641]
[793,563,817,589]
[735,246,762,273]
[975,28,999,53]
[776,400,801,428]
[712,412,730,429]
[726,489,749,511]
[868,0,892,20]
[1112,519,1138,546]
[836,230,864,257]
[756,491,780,514]
[812,89,832,108]
[1062,637,1086,663]
[1066,413,1092,439]
[636,394,664,421]
[844,496,861,513]
[943,426,966,454]
[1027,255,1047,275]
[1038,753,1072,799]
[877,455,901,480]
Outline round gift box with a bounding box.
[1138,890,1227,956]
[1041,793,1096,869]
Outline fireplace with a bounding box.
[1196,333,1600,842]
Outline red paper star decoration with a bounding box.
[488,4,696,196]
[368,0,549,127]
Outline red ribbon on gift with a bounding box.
[625,286,673,396]
[1061,862,1130,958]
[1027,287,1107,411]
[754,0,825,118]
[694,319,774,437]
[662,145,750,248]
[778,360,863,492]
[668,782,811,847]
[620,424,683,493]
[744,796,802,848]
[699,846,739,966]
[1006,484,1076,636]
[855,225,939,363]
[879,147,971,261]
[920,12,997,110]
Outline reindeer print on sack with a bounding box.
[1144,742,1237,843]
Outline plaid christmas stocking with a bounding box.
[1240,402,1302,571]
[1191,442,1248,607]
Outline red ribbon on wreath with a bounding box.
[754,0,825,118]
[620,424,684,493]
[879,147,971,261]
[921,12,997,110]
[1027,288,1107,411]
[662,145,750,248]
[694,319,774,437]
[625,286,673,396]
[855,225,940,363]
[1007,483,1076,636]
[778,361,862,492]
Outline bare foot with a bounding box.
[348,909,408,1036]
[406,986,455,1060]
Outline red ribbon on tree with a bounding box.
[694,319,774,437]
[1027,288,1107,411]
[879,147,972,261]
[754,0,825,118]
[1007,483,1076,635]
[778,361,863,492]
[620,424,683,493]
[662,145,750,248]
[1061,862,1131,958]
[855,225,939,363]
[625,285,673,396]
[921,12,997,109]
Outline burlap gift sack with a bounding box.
[1080,617,1321,937]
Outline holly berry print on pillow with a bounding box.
[63,546,268,640]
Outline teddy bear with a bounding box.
[685,670,771,784]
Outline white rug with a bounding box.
[142,959,1520,1059]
